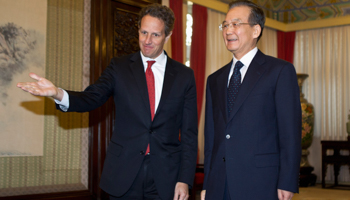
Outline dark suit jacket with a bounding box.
[58,51,198,200]
[203,50,301,200]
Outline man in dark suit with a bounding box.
[201,1,301,200]
[17,4,198,200]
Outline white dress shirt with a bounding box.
[56,51,167,112]
[227,47,258,86]
[140,51,167,112]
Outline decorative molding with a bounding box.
[82,0,91,189]
[284,15,350,31]
[188,0,350,31]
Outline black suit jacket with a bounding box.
[203,50,301,199]
[58,51,198,199]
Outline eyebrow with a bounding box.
[222,18,242,23]
[139,29,162,34]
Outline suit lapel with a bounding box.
[216,61,233,124]
[129,53,152,122]
[228,50,267,122]
[155,57,177,119]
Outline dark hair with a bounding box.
[228,0,265,42]
[138,4,175,37]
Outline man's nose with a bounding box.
[145,35,152,44]
[226,27,234,35]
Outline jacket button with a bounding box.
[140,151,144,155]
[226,134,230,139]
[223,157,225,162]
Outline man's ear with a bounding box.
[253,25,261,39]
[165,31,172,43]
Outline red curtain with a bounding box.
[170,0,183,63]
[190,4,207,120]
[277,31,296,64]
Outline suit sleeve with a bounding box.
[56,59,117,112]
[178,69,198,188]
[202,77,214,190]
[275,63,302,193]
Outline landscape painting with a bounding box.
[0,0,47,156]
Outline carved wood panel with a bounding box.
[113,9,140,57]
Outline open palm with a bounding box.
[17,72,59,98]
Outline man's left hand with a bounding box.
[277,189,294,200]
[173,182,189,200]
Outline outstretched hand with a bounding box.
[17,73,63,101]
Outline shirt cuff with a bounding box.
[54,88,69,112]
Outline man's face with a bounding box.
[223,6,260,59]
[139,15,171,59]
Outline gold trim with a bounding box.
[187,0,228,13]
[187,0,350,31]
[265,18,287,31]
[284,15,350,31]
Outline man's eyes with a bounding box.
[140,31,160,37]
[223,23,239,28]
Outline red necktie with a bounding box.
[145,60,156,155]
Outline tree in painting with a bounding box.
[0,23,43,105]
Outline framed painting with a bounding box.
[0,0,47,157]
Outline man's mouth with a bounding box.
[144,45,153,49]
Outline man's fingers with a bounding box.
[173,191,178,200]
[173,191,185,200]
[173,182,189,200]
[17,73,42,89]
[277,189,294,200]
[29,72,42,81]
[175,193,188,200]
[17,81,42,96]
[19,85,37,95]
[17,81,36,90]
[200,190,206,200]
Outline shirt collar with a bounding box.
[140,51,167,69]
[233,47,258,67]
